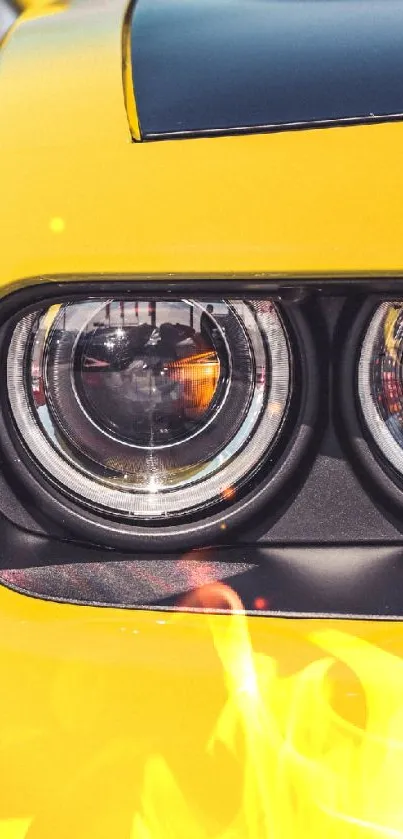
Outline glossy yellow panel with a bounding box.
[2,2,403,836]
[0,580,401,838]
[15,0,61,10]
[1,0,403,289]
[16,2,44,7]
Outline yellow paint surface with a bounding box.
[1,2,403,837]
[16,2,57,8]
[1,0,403,288]
[0,580,401,838]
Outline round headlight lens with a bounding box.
[359,301,403,475]
[7,298,291,521]
[74,301,228,448]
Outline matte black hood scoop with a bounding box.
[131,0,403,141]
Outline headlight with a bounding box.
[358,301,403,478]
[7,298,292,523]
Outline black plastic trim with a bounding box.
[5,275,403,306]
[1,529,403,619]
[142,114,403,143]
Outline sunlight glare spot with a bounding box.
[49,216,65,234]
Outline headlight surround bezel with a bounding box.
[0,281,319,550]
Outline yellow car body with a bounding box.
[1,2,403,838]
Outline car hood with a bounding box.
[1,0,403,287]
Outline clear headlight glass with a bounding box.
[7,298,291,520]
[359,301,403,475]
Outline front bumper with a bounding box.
[0,567,402,839]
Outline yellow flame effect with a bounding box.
[130,586,403,839]
[1,582,403,838]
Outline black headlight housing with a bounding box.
[0,281,318,551]
[3,278,403,619]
